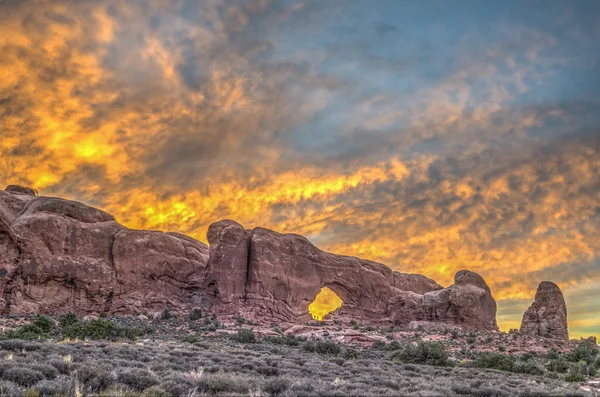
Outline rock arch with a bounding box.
[205,220,498,330]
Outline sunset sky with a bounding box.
[1,0,599,338]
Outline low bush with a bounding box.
[566,341,598,363]
[3,367,44,387]
[196,373,252,395]
[513,360,545,376]
[371,340,387,350]
[61,318,139,341]
[472,353,515,372]
[565,373,585,382]
[264,335,300,346]
[232,328,256,343]
[1,316,54,340]
[314,341,341,356]
[117,369,159,392]
[263,377,290,396]
[545,359,569,373]
[390,341,450,366]
[189,308,202,321]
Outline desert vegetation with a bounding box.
[0,314,597,396]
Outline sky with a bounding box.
[1,0,599,338]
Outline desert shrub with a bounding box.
[472,353,515,372]
[263,377,290,396]
[232,329,256,343]
[49,359,71,375]
[546,349,560,360]
[3,367,44,387]
[1,317,53,340]
[189,309,202,321]
[196,373,251,395]
[566,341,598,363]
[58,313,79,328]
[183,334,200,344]
[303,341,315,353]
[32,316,53,334]
[61,318,138,341]
[161,308,172,320]
[565,373,585,382]
[29,364,58,380]
[545,359,569,373]
[117,369,158,391]
[314,341,341,356]
[513,360,545,376]
[257,366,280,377]
[0,380,23,396]
[160,373,195,397]
[32,376,73,396]
[344,347,358,360]
[264,336,285,345]
[388,341,401,351]
[371,340,387,350]
[83,370,116,394]
[390,341,450,366]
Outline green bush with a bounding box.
[472,353,515,372]
[566,341,598,363]
[565,373,585,382]
[314,341,341,356]
[61,318,138,341]
[303,341,315,352]
[546,359,569,373]
[58,313,79,328]
[371,340,387,350]
[232,329,256,343]
[189,309,202,321]
[344,347,358,360]
[390,341,450,366]
[513,360,545,376]
[183,334,200,344]
[32,316,53,334]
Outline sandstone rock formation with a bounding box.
[0,186,208,315]
[206,220,498,330]
[520,281,568,340]
[0,186,499,331]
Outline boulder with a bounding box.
[520,281,568,340]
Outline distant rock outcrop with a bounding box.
[520,281,568,340]
[0,185,499,331]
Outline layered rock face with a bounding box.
[206,220,498,330]
[520,281,568,340]
[0,186,208,315]
[0,186,498,330]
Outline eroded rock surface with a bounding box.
[0,186,500,331]
[0,186,208,315]
[520,281,568,340]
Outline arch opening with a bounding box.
[308,287,343,321]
